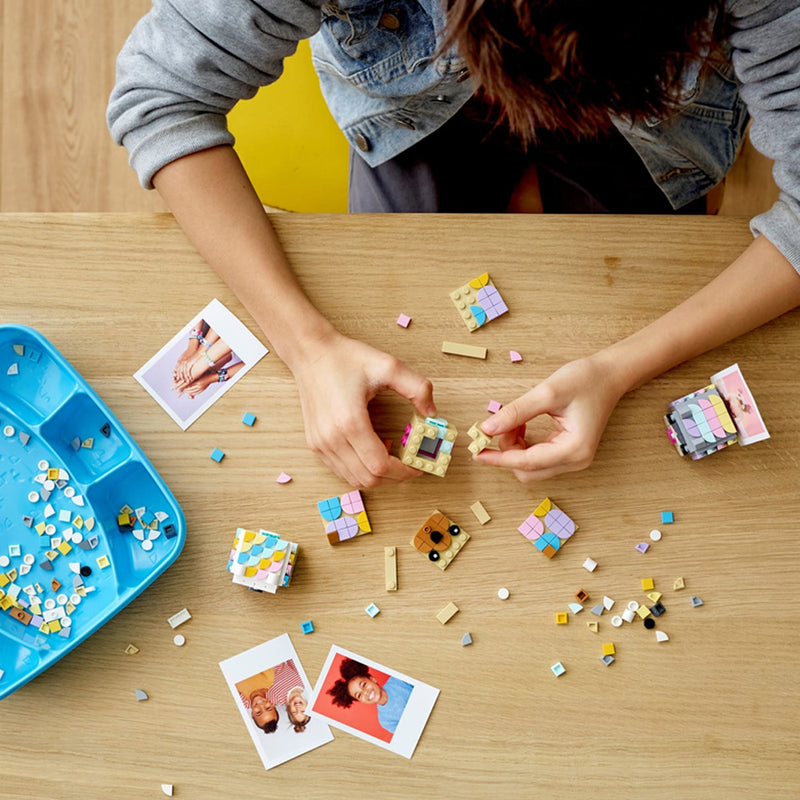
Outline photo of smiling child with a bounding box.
[310,646,439,759]
[220,635,332,770]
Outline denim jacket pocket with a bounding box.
[317,0,435,86]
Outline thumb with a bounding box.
[384,361,437,418]
[481,385,553,436]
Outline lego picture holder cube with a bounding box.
[400,415,457,477]
[664,363,769,460]
[411,510,470,571]
[317,490,371,545]
[518,498,577,558]
[227,528,298,593]
[450,272,509,332]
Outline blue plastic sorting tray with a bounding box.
[0,325,186,700]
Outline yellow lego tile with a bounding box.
[556,612,569,625]
[57,541,72,556]
[641,578,655,591]
[602,643,616,656]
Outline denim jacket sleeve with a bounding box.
[729,0,800,272]
[107,0,324,189]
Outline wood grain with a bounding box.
[1,213,798,800]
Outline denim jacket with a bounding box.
[108,0,800,270]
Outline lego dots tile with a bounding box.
[517,498,577,558]
[411,510,470,571]
[317,490,371,545]
[450,272,509,331]
[400,414,457,477]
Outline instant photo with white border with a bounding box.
[134,298,268,429]
[711,362,770,445]
[219,634,333,770]
[309,645,439,759]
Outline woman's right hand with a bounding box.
[291,332,437,488]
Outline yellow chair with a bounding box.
[227,41,349,212]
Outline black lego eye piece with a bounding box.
[429,530,443,544]
[428,551,440,561]
[448,525,460,536]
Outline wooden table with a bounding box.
[1,213,798,800]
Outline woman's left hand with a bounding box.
[473,354,625,482]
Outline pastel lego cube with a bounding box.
[317,490,371,545]
[411,510,470,571]
[450,272,509,331]
[227,528,298,592]
[518,497,577,558]
[400,414,457,477]
[664,384,738,460]
[241,412,257,427]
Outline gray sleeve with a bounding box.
[728,0,800,273]
[107,0,324,189]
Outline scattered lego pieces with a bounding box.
[649,529,662,542]
[602,643,616,656]
[450,272,508,331]
[384,547,397,591]
[644,617,656,630]
[241,412,257,427]
[317,490,371,545]
[582,557,598,572]
[569,603,583,614]
[575,589,589,602]
[173,634,186,646]
[466,422,492,456]
[656,630,670,642]
[600,655,615,666]
[635,542,650,553]
[227,528,298,592]
[125,644,140,655]
[550,662,566,677]
[674,577,686,590]
[301,620,314,634]
[167,608,192,629]
[518,498,578,558]
[436,601,459,624]
[661,511,674,524]
[461,632,473,646]
[469,500,491,525]
[588,621,600,632]
[400,414,457,476]
[6,363,19,376]
[641,578,655,591]
[135,689,148,701]
[411,510,470,571]
[690,596,704,607]
[396,313,411,328]
[487,399,502,414]
[161,785,174,797]
[610,616,622,628]
[509,350,523,363]
[365,602,380,618]
[441,340,487,359]
[497,587,510,600]
[556,612,568,625]
[603,596,615,611]
[276,472,292,484]
[210,448,225,463]
[590,605,604,616]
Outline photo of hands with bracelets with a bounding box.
[172,318,244,400]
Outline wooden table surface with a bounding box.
[1,213,799,800]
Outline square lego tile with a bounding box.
[518,497,577,558]
[411,510,470,571]
[317,490,372,545]
[450,272,509,331]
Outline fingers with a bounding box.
[480,383,555,437]
[475,437,594,480]
[382,361,437,419]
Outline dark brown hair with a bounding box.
[327,658,371,709]
[443,0,727,141]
